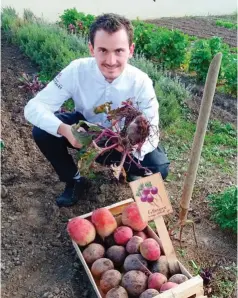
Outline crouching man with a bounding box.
[24,13,170,208]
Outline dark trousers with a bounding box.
[32,112,170,183]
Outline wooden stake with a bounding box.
[179,53,222,225]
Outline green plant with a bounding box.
[130,55,192,128]
[1,6,18,32]
[154,83,186,129]
[208,186,237,233]
[58,8,95,36]
[148,29,189,69]
[130,54,162,83]
[133,21,189,69]
[132,20,155,57]
[222,53,237,96]
[59,8,81,27]
[189,36,237,95]
[189,38,216,81]
[215,19,237,29]
[23,9,37,22]
[5,18,89,77]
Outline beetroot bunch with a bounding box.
[19,72,46,96]
[72,99,156,180]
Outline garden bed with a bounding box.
[1,28,237,298]
[146,16,237,47]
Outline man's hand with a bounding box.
[57,123,83,149]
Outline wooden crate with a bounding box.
[71,198,207,298]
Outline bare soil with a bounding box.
[1,33,237,298]
[146,16,237,47]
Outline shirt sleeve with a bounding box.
[132,75,159,161]
[24,60,78,137]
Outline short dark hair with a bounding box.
[89,13,134,47]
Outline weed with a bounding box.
[208,186,237,233]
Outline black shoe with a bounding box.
[56,177,89,208]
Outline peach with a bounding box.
[91,258,114,278]
[122,202,147,231]
[160,282,178,292]
[134,231,147,240]
[126,236,143,254]
[140,238,161,261]
[82,243,105,265]
[114,226,133,245]
[148,273,167,291]
[67,217,96,246]
[91,208,117,238]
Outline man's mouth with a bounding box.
[104,65,118,70]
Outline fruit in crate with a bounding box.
[91,208,117,238]
[114,226,133,245]
[82,243,105,265]
[121,270,148,296]
[100,269,122,293]
[150,255,170,278]
[139,289,159,298]
[148,273,167,291]
[123,254,148,273]
[140,238,161,261]
[169,274,188,284]
[133,231,147,240]
[160,282,178,292]
[105,286,128,298]
[91,258,114,278]
[126,236,143,254]
[67,217,96,246]
[121,202,147,231]
[106,245,127,267]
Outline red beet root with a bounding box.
[91,208,117,238]
[67,217,96,246]
[114,226,133,245]
[140,238,161,261]
[122,202,147,232]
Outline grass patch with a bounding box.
[163,117,236,172]
[215,19,237,29]
[208,186,237,233]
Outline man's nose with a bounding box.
[106,53,116,65]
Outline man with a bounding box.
[24,13,170,208]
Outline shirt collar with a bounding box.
[94,59,128,86]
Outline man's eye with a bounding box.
[100,49,106,53]
[116,49,123,53]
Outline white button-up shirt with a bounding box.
[24,57,159,160]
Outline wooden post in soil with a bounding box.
[172,53,223,245]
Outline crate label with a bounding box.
[129,173,173,221]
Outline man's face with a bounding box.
[89,29,135,82]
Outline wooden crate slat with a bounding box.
[154,276,206,298]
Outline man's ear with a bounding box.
[88,42,94,56]
[129,43,135,59]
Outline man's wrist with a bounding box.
[57,123,69,137]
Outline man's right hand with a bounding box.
[57,123,83,149]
